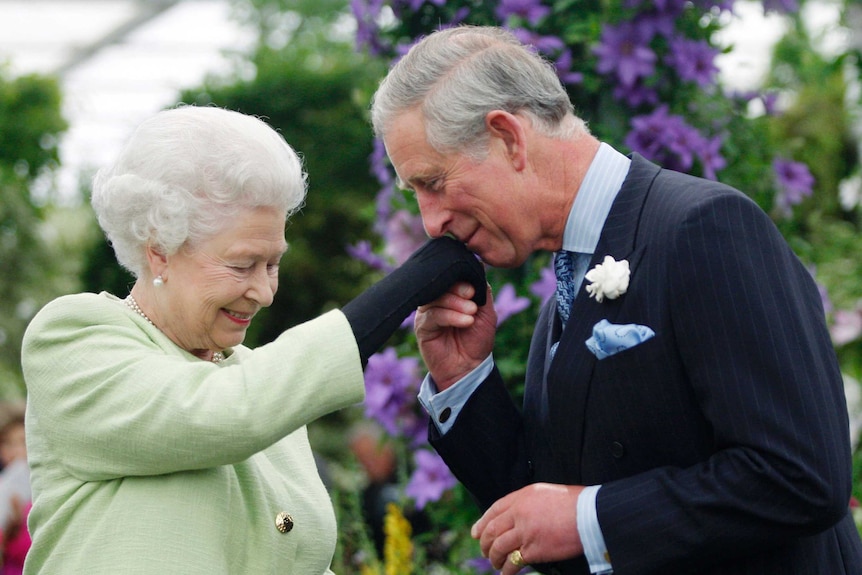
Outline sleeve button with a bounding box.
[439,407,452,423]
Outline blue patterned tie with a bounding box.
[554,250,577,324]
[551,251,591,359]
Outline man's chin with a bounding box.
[477,253,522,269]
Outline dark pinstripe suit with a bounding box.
[431,155,862,574]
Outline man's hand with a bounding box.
[471,483,585,574]
[342,236,486,366]
[414,282,497,390]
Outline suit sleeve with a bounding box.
[429,365,531,510]
[596,191,852,573]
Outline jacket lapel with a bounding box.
[545,154,659,481]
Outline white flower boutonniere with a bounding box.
[585,256,630,303]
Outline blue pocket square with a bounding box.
[585,319,655,359]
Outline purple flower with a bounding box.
[347,240,392,272]
[613,83,660,108]
[625,0,687,13]
[495,0,550,26]
[402,410,431,447]
[384,210,428,266]
[510,28,565,54]
[405,449,457,509]
[626,106,676,158]
[351,0,386,55]
[393,0,444,11]
[593,21,657,89]
[370,137,393,187]
[636,11,680,38]
[553,49,585,85]
[616,83,660,107]
[495,283,531,326]
[370,139,397,236]
[666,37,719,88]
[761,92,780,116]
[464,557,496,574]
[625,106,707,173]
[773,157,814,214]
[510,29,580,84]
[398,309,417,331]
[831,308,862,346]
[698,135,726,181]
[625,107,726,179]
[364,348,421,436]
[530,265,557,302]
[446,7,471,25]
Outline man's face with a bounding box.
[383,108,537,268]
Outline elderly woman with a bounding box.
[20,106,485,574]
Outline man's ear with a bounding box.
[485,110,528,171]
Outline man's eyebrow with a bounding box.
[395,174,415,192]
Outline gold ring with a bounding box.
[509,549,526,567]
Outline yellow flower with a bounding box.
[384,502,414,575]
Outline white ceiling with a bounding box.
[0,0,844,203]
[0,0,255,202]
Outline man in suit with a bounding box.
[369,25,862,575]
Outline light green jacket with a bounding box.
[21,292,365,574]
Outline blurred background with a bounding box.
[0,0,817,203]
[1,0,861,572]
[0,0,848,393]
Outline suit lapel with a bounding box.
[545,155,660,480]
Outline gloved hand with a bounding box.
[342,236,487,366]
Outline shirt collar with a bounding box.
[561,142,631,254]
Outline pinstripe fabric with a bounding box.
[431,154,862,575]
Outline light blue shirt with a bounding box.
[418,142,630,574]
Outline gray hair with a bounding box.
[370,26,587,158]
[91,106,307,278]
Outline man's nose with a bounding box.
[416,192,448,238]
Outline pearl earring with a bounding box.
[153,275,164,287]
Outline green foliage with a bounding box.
[0,71,65,181]
[0,69,68,397]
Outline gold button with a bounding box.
[275,511,294,533]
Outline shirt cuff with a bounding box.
[417,354,494,434]
[578,485,613,574]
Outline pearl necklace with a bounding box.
[125,294,153,326]
[124,295,224,363]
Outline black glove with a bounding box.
[342,236,487,366]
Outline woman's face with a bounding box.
[156,205,287,359]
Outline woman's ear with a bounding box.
[485,110,528,171]
[145,242,169,281]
